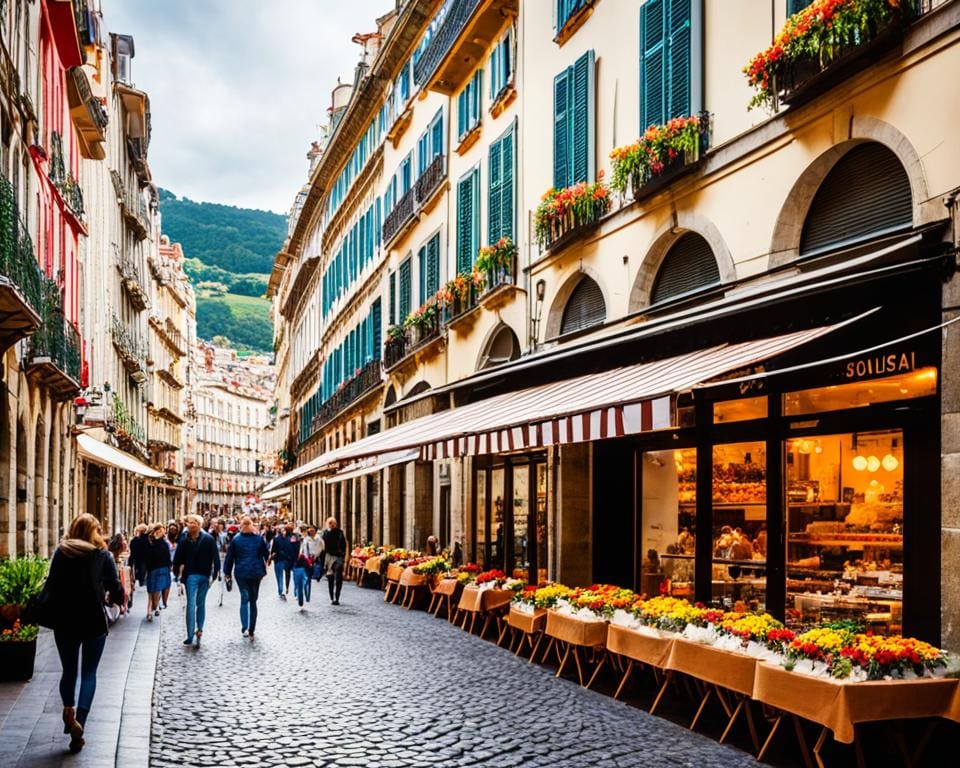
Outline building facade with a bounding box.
[272,0,960,652]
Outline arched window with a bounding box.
[560,276,605,335]
[800,143,912,257]
[406,381,432,398]
[478,325,520,370]
[651,232,720,305]
[384,386,397,408]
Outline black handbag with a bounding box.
[23,581,57,629]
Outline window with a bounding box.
[418,234,441,305]
[398,257,412,321]
[371,299,382,359]
[488,124,515,243]
[456,168,480,274]
[417,109,444,177]
[553,49,595,189]
[559,276,605,335]
[650,232,721,305]
[787,0,813,15]
[557,0,588,32]
[799,143,912,257]
[639,0,694,128]
[489,25,515,102]
[458,69,483,141]
[400,153,413,195]
[388,270,396,325]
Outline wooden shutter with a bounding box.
[640,0,666,128]
[488,134,502,242]
[426,234,440,296]
[667,0,691,119]
[560,276,606,335]
[388,269,396,324]
[500,128,515,240]
[458,88,467,139]
[457,171,477,274]
[571,49,594,185]
[399,258,412,321]
[553,67,570,189]
[417,245,427,306]
[372,299,382,359]
[651,232,720,304]
[432,111,443,160]
[800,143,913,257]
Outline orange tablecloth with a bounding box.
[432,578,460,596]
[606,625,675,669]
[365,556,382,574]
[545,611,608,648]
[399,567,427,587]
[385,563,404,582]
[753,662,960,744]
[457,586,514,613]
[508,606,547,634]
[667,639,758,697]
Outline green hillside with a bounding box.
[158,189,283,353]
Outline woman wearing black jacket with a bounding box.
[321,517,347,605]
[45,513,126,754]
[145,523,172,621]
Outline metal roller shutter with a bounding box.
[560,276,606,335]
[651,232,720,304]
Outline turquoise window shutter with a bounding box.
[457,88,467,139]
[388,269,396,324]
[432,111,443,160]
[553,67,570,189]
[488,134,502,243]
[571,49,594,185]
[372,299,382,358]
[418,245,427,306]
[640,0,666,128]
[667,0,691,120]
[457,173,476,274]
[501,127,515,241]
[426,234,440,296]
[788,0,812,14]
[399,258,411,320]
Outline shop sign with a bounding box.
[842,350,917,381]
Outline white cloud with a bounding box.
[105,0,392,213]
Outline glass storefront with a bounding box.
[641,448,695,598]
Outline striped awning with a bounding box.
[264,321,851,491]
[324,449,421,484]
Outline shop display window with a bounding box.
[535,464,548,585]
[711,442,767,611]
[785,430,903,634]
[512,465,529,579]
[475,470,488,568]
[783,367,936,416]
[713,396,768,424]
[641,448,696,599]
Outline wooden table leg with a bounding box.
[911,720,938,766]
[585,651,606,689]
[497,622,510,647]
[793,715,815,768]
[719,697,744,744]
[556,643,571,678]
[689,685,713,731]
[529,632,545,663]
[854,733,866,768]
[613,659,634,700]
[812,726,830,768]
[649,670,674,715]
[572,647,585,686]
[744,697,761,754]
[479,615,492,640]
[757,714,782,763]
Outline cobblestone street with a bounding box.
[149,581,760,768]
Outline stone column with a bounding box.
[942,258,960,653]
[409,461,433,552]
[556,442,592,586]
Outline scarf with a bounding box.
[59,538,99,558]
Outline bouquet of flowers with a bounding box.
[455,563,482,584]
[534,176,610,250]
[474,569,508,587]
[0,619,39,643]
[413,557,451,576]
[609,115,704,195]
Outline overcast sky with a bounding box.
[106,1,392,214]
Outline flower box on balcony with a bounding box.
[744,0,916,112]
[535,180,609,254]
[610,114,709,205]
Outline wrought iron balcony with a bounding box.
[0,175,43,350]
[26,280,81,398]
[111,170,150,240]
[111,314,147,382]
[49,131,85,219]
[384,314,442,372]
[414,154,446,209]
[382,187,416,247]
[384,333,409,370]
[112,393,146,453]
[310,358,382,435]
[117,248,149,311]
[68,66,108,160]
[164,317,187,356]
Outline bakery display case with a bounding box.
[785,430,904,633]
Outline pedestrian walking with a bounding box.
[223,516,269,639]
[300,525,322,603]
[42,513,126,754]
[166,522,181,605]
[269,522,299,600]
[145,523,172,621]
[128,524,149,592]
[106,534,129,621]
[172,514,221,647]
[321,517,347,605]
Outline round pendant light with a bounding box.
[852,455,868,471]
[866,455,881,473]
[881,453,899,472]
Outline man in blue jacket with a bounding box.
[269,522,300,600]
[223,516,269,640]
[172,514,221,647]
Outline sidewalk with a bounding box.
[0,604,162,768]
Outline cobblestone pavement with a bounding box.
[150,580,760,768]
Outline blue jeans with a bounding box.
[293,567,309,605]
[274,560,291,595]
[184,574,210,641]
[54,632,107,721]
[237,577,261,633]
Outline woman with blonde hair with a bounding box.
[43,513,125,754]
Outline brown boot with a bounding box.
[62,707,84,752]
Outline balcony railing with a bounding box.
[69,66,108,160]
[164,317,186,355]
[25,279,81,395]
[382,187,416,246]
[118,249,149,311]
[49,131,84,218]
[0,174,44,347]
[310,358,382,435]
[384,314,442,371]
[111,170,150,240]
[414,154,446,208]
[384,334,409,369]
[112,393,146,449]
[111,314,147,382]
[443,284,479,325]
[413,0,477,87]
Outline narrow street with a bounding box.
[149,582,758,768]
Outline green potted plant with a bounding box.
[0,619,40,681]
[0,556,48,682]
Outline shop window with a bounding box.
[711,441,767,611]
[651,232,720,305]
[785,430,903,634]
[783,367,937,416]
[512,465,530,579]
[713,396,767,424]
[559,276,605,335]
[800,143,913,257]
[642,448,696,599]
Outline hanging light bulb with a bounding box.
[797,440,811,454]
[852,455,868,471]
[866,455,881,472]
[814,440,823,454]
[882,453,899,472]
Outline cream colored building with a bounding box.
[272,0,960,652]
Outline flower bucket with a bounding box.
[0,638,37,681]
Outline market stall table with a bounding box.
[454,586,514,638]
[498,606,547,661]
[427,577,461,620]
[398,566,428,609]
[383,563,405,603]
[543,612,609,687]
[604,624,676,702]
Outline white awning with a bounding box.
[76,433,166,479]
[323,449,421,484]
[261,487,291,501]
